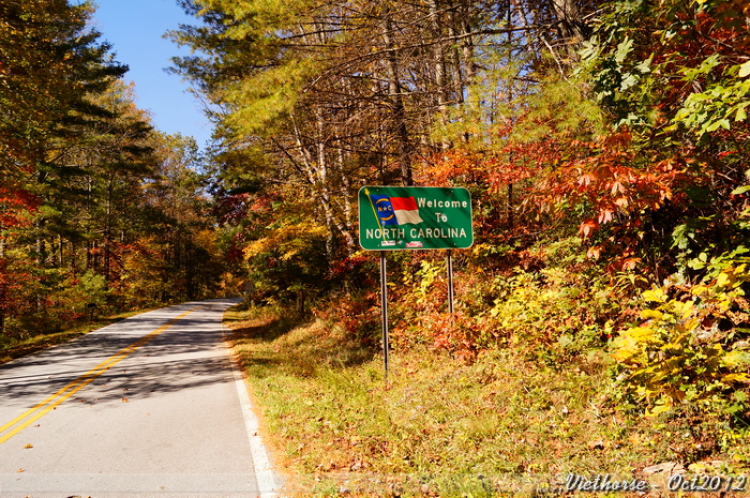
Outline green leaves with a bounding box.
[671,76,750,137]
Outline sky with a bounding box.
[91,0,213,149]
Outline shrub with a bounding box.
[389,238,625,363]
[611,248,750,424]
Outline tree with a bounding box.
[551,0,750,274]
[168,0,602,275]
[0,0,128,331]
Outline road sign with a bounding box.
[358,186,473,251]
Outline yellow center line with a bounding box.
[0,306,204,445]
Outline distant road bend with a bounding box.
[0,298,279,498]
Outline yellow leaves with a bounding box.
[739,60,750,78]
[244,222,329,263]
[641,288,667,303]
[721,373,750,384]
[611,326,657,363]
[645,396,673,417]
[737,106,748,122]
[673,300,695,321]
[722,350,750,368]
[613,263,750,415]
[470,243,494,258]
[640,309,663,320]
[682,317,700,332]
[691,284,710,297]
[716,271,729,288]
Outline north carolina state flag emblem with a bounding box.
[369,195,423,226]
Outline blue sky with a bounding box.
[92,0,213,149]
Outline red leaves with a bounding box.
[0,186,39,228]
[579,220,599,238]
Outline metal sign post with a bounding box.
[447,250,455,315]
[379,254,390,382]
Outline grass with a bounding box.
[224,303,750,496]
[0,308,157,365]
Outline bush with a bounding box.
[389,237,625,363]
[611,247,750,428]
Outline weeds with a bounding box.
[224,303,749,496]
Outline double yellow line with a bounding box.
[0,305,203,445]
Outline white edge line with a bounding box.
[222,322,281,498]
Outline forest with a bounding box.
[3,0,750,487]
[0,0,228,340]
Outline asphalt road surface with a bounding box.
[0,298,279,498]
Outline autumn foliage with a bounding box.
[0,1,230,337]
[2,0,750,467]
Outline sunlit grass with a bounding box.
[225,304,750,496]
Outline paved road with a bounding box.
[0,299,278,497]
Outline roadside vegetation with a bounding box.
[225,289,750,496]
[224,234,750,495]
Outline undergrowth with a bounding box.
[225,302,750,496]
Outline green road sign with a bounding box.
[358,186,473,251]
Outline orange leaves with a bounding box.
[526,128,701,271]
[598,210,614,224]
[614,197,629,209]
[418,143,540,192]
[577,173,596,187]
[540,131,688,245]
[0,186,39,228]
[579,220,599,238]
[610,181,626,196]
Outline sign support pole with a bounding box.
[447,250,455,315]
[379,253,390,382]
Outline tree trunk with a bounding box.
[58,234,63,267]
[381,12,413,186]
[428,0,451,150]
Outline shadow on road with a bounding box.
[0,299,241,409]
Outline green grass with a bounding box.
[224,304,750,496]
[0,308,157,365]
